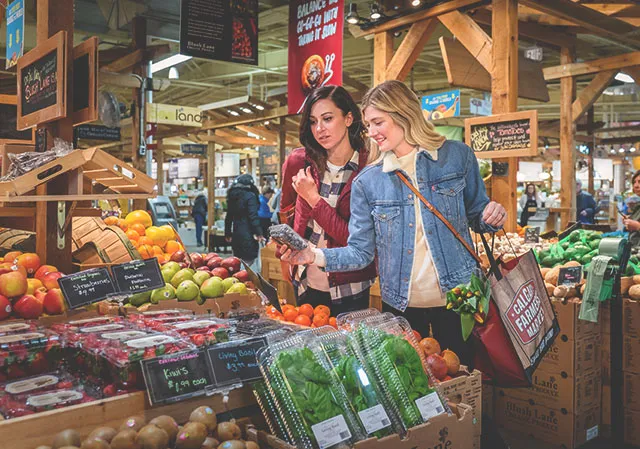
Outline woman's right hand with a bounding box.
[624,218,640,232]
[280,246,316,266]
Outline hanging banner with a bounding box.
[5,0,24,69]
[421,89,460,121]
[288,0,344,114]
[179,0,258,65]
[146,103,204,127]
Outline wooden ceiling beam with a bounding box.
[543,51,640,80]
[100,70,171,91]
[100,45,170,73]
[342,73,370,92]
[385,19,439,81]
[625,66,640,84]
[519,0,640,49]
[600,136,640,145]
[572,70,616,123]
[373,32,394,86]
[438,11,493,73]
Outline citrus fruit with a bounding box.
[125,210,153,229]
[298,303,314,318]
[126,229,140,242]
[138,244,154,259]
[146,226,169,247]
[329,317,337,328]
[165,240,181,254]
[283,308,298,322]
[312,314,329,327]
[282,304,295,313]
[295,315,312,327]
[314,305,330,317]
[152,245,164,256]
[117,219,128,231]
[138,236,154,247]
[131,223,146,236]
[160,225,175,240]
[104,216,119,226]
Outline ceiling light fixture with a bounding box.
[615,72,634,83]
[254,104,265,111]
[411,0,421,6]
[619,147,626,153]
[168,67,179,80]
[631,147,637,153]
[228,110,240,116]
[151,54,192,74]
[370,3,381,20]
[346,3,360,24]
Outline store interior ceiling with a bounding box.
[0,0,639,159]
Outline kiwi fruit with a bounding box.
[80,438,110,449]
[111,429,141,449]
[119,416,146,432]
[58,446,80,449]
[215,422,241,442]
[149,415,179,445]
[175,422,208,449]
[88,427,118,443]
[136,424,169,449]
[201,437,220,449]
[189,406,218,434]
[35,446,53,449]
[217,441,246,449]
[53,429,82,449]
[245,443,259,449]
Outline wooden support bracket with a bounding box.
[544,51,640,80]
[385,19,439,82]
[572,71,617,123]
[439,11,493,73]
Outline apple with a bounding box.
[13,295,43,319]
[35,265,58,281]
[0,295,11,320]
[196,266,211,273]
[221,257,241,274]
[233,270,249,283]
[204,252,219,262]
[179,262,189,269]
[0,264,13,276]
[170,250,186,263]
[210,267,229,280]
[16,253,41,276]
[207,257,223,270]
[43,288,65,315]
[0,271,27,298]
[41,272,63,290]
[34,288,47,304]
[26,278,44,296]
[426,354,448,381]
[190,253,204,268]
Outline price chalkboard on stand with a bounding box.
[0,95,35,144]
[206,336,268,387]
[58,268,117,309]
[141,349,214,405]
[525,227,540,244]
[17,31,67,130]
[111,258,164,295]
[558,266,583,287]
[72,37,98,125]
[465,110,538,159]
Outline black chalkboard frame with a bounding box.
[72,37,98,126]
[17,31,67,131]
[464,110,538,159]
[0,95,35,144]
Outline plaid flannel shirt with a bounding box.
[296,151,374,302]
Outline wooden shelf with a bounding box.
[0,194,156,202]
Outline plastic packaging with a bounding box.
[50,316,127,346]
[165,317,230,347]
[0,138,74,181]
[0,321,39,336]
[0,330,63,381]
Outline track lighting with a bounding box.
[411,0,421,6]
[346,3,360,24]
[370,2,381,20]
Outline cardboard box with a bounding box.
[483,384,494,420]
[494,393,600,449]
[623,335,640,373]
[504,368,601,414]
[552,299,600,341]
[601,301,610,336]
[602,385,610,431]
[438,368,482,449]
[625,407,640,447]
[625,370,640,412]
[538,334,600,376]
[602,332,611,386]
[624,298,640,338]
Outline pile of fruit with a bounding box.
[264,303,338,328]
[417,337,462,383]
[0,251,64,321]
[41,406,260,449]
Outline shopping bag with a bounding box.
[474,250,560,386]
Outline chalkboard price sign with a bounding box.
[558,266,583,287]
[465,110,538,159]
[21,50,58,116]
[141,349,213,405]
[111,258,164,295]
[0,95,34,143]
[524,227,540,244]
[206,337,267,387]
[75,124,121,141]
[58,268,117,309]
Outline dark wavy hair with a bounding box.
[633,170,640,184]
[299,85,366,177]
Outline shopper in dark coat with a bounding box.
[192,193,208,247]
[225,174,264,263]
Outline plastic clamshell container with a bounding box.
[0,330,63,381]
[125,308,194,322]
[50,316,127,346]
[0,321,39,336]
[165,317,231,347]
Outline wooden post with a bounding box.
[277,117,286,186]
[490,0,518,232]
[373,32,393,86]
[560,47,577,229]
[131,17,147,211]
[155,147,164,195]
[587,106,595,195]
[207,138,216,252]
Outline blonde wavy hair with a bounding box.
[361,80,446,163]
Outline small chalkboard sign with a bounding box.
[206,336,268,387]
[75,124,121,141]
[558,266,583,286]
[0,95,35,144]
[111,258,164,295]
[525,227,540,244]
[58,268,117,309]
[72,37,98,126]
[141,349,213,405]
[465,110,538,159]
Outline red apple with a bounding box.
[234,270,249,283]
[205,252,219,262]
[170,250,186,263]
[35,265,58,281]
[190,253,204,268]
[210,267,230,280]
[0,271,27,298]
[196,266,211,273]
[207,257,223,270]
[15,253,41,276]
[179,262,188,269]
[43,288,65,315]
[0,264,13,276]
[0,295,11,320]
[26,279,44,296]
[34,288,47,304]
[41,272,63,290]
[221,257,241,274]
[426,354,448,381]
[13,295,43,319]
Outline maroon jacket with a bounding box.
[282,147,377,288]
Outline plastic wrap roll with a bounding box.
[598,237,627,262]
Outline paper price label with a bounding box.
[587,425,599,441]
[415,392,445,422]
[358,404,391,435]
[311,415,351,449]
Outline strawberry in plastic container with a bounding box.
[166,318,230,347]
[0,331,62,380]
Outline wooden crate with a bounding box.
[260,243,295,304]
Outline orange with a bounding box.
[126,229,140,242]
[283,308,299,322]
[329,317,337,328]
[131,223,146,236]
[117,219,128,231]
[314,305,330,318]
[104,216,119,226]
[146,226,169,247]
[295,315,312,327]
[160,225,176,240]
[124,210,153,229]
[165,240,181,254]
[156,254,168,264]
[138,244,154,259]
[282,304,295,313]
[312,314,329,327]
[138,236,154,247]
[152,245,164,256]
[298,303,314,318]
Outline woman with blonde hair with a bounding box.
[281,80,506,365]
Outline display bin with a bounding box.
[0,330,63,381]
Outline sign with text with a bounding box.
[141,349,213,405]
[258,146,279,174]
[558,266,583,287]
[470,93,492,116]
[421,90,460,121]
[206,337,268,387]
[288,0,344,114]
[111,258,164,295]
[75,124,121,141]
[465,110,538,159]
[146,103,204,127]
[0,95,34,144]
[181,143,207,156]
[524,227,540,244]
[5,0,24,69]
[58,268,117,309]
[180,0,258,65]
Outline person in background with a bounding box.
[225,175,264,266]
[577,180,597,224]
[269,186,282,224]
[519,183,539,227]
[192,192,208,247]
[623,171,640,247]
[259,186,275,238]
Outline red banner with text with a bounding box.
[288,0,344,115]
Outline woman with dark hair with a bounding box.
[623,170,640,247]
[280,85,377,315]
[519,183,539,227]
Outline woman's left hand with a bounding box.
[483,201,507,227]
[623,218,640,232]
[292,167,321,207]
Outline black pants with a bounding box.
[299,287,370,316]
[260,218,271,238]
[382,303,474,368]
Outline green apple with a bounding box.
[193,271,211,287]
[150,283,176,304]
[200,277,225,299]
[226,282,248,295]
[128,291,151,307]
[221,277,239,292]
[176,280,200,301]
[171,268,194,288]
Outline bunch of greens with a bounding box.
[446,273,491,341]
